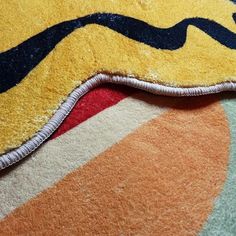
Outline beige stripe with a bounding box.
[0,93,172,219]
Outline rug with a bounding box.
[0,0,236,168]
[0,84,236,235]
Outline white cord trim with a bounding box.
[1,73,236,170]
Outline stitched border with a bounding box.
[1,73,236,170]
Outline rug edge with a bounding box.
[1,73,236,170]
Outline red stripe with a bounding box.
[50,84,134,139]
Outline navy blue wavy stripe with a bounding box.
[0,13,236,93]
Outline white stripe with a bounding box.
[1,74,236,170]
[0,92,170,219]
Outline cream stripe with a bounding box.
[0,92,171,219]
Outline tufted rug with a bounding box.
[1,1,236,235]
[0,84,236,235]
[0,0,236,167]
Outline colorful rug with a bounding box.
[1,0,236,168]
[0,84,236,235]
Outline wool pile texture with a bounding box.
[1,85,236,235]
[1,0,236,235]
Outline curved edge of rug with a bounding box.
[1,73,236,170]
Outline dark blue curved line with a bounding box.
[0,13,236,93]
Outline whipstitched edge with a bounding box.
[1,73,236,170]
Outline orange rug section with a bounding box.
[0,96,230,235]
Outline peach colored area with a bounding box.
[0,97,230,235]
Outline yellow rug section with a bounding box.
[0,0,236,154]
